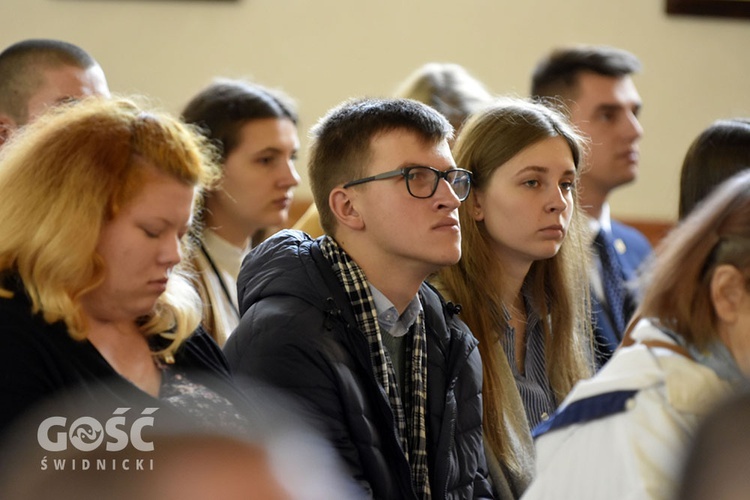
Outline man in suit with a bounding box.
[531,45,651,367]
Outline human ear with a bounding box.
[710,264,746,325]
[329,187,364,231]
[0,114,17,147]
[470,191,485,222]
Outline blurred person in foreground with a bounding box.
[674,390,750,500]
[0,383,363,500]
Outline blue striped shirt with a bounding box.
[501,302,557,429]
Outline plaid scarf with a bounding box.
[320,236,431,499]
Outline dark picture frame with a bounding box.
[667,0,750,18]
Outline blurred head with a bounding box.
[308,97,454,236]
[182,79,300,243]
[679,118,750,219]
[677,391,750,500]
[0,97,219,353]
[0,383,365,500]
[532,45,642,205]
[394,62,493,133]
[0,39,110,144]
[639,170,750,371]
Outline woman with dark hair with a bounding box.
[182,79,300,345]
[679,118,750,219]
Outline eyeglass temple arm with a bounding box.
[342,169,406,188]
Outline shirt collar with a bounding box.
[369,284,422,338]
[587,203,613,245]
[202,228,251,281]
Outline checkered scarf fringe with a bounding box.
[320,236,431,499]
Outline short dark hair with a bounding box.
[0,39,100,123]
[531,45,641,102]
[181,78,297,161]
[679,118,750,219]
[308,97,453,235]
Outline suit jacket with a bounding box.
[592,220,652,367]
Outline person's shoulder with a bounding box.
[532,336,658,435]
[228,289,335,363]
[0,290,68,350]
[250,229,315,260]
[237,230,322,313]
[657,349,731,416]
[241,228,316,280]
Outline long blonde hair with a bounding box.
[0,96,220,357]
[439,97,593,478]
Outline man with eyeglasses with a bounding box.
[225,98,493,499]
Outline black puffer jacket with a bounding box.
[224,230,493,499]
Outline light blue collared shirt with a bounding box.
[369,284,422,394]
[369,285,422,338]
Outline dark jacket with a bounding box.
[224,230,493,499]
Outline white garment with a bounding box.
[194,229,250,345]
[522,319,732,500]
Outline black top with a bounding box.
[0,274,244,442]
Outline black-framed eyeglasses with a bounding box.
[342,166,473,201]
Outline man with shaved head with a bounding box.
[0,38,110,146]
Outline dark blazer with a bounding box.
[224,230,493,500]
[592,220,652,367]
